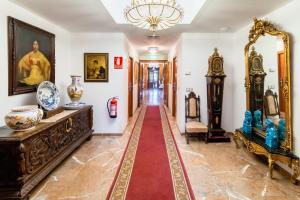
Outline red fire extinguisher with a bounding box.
[107,97,118,118]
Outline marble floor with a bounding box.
[142,88,164,106]
[30,106,300,199]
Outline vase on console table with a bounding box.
[67,75,84,106]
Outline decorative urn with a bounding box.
[4,105,43,131]
[67,75,83,105]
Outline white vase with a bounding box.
[67,75,83,105]
[4,105,44,131]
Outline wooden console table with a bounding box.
[0,106,93,199]
[233,128,299,184]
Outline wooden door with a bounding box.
[128,57,133,117]
[172,58,177,117]
[138,62,143,107]
[278,51,286,115]
[163,62,169,107]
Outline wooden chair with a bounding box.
[185,92,208,144]
[264,89,280,125]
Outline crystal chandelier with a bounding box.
[124,0,184,33]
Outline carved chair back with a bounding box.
[264,89,280,117]
[185,92,201,122]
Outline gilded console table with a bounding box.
[0,106,93,199]
[233,129,299,184]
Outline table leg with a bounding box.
[291,159,299,184]
[233,132,240,149]
[268,154,274,179]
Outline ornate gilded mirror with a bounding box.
[244,18,292,151]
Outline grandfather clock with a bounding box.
[249,47,266,115]
[206,48,230,142]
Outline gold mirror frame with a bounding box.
[244,18,292,151]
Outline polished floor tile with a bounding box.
[30,106,300,200]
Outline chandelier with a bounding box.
[124,0,184,32]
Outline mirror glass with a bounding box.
[249,35,286,125]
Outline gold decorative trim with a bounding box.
[244,18,292,151]
[207,48,225,77]
[233,130,299,184]
[160,106,192,200]
[109,107,146,200]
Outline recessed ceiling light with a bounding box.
[148,47,159,54]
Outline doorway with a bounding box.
[172,57,177,117]
[278,51,286,116]
[128,57,133,117]
[139,60,167,106]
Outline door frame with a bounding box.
[277,50,285,114]
[128,57,133,117]
[137,62,143,107]
[172,57,177,117]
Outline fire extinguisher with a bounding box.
[107,97,118,118]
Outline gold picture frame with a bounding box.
[84,53,109,82]
[244,18,292,151]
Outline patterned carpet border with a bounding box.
[106,107,146,200]
[160,106,195,200]
[106,106,195,200]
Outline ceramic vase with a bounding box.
[4,105,43,131]
[67,75,83,105]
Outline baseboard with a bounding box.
[92,133,123,136]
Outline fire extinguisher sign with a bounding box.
[114,56,123,69]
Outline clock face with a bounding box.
[212,59,222,72]
[252,57,262,71]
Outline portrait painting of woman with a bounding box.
[84,53,109,82]
[8,17,55,96]
[18,40,51,85]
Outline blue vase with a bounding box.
[253,110,263,129]
[243,111,252,136]
[278,119,286,141]
[265,119,279,150]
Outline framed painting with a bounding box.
[8,16,55,96]
[134,61,139,84]
[84,53,109,82]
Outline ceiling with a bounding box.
[10,0,293,54]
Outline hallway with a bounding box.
[1,1,300,200]
[28,107,300,200]
[142,88,164,106]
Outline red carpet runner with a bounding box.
[106,106,195,200]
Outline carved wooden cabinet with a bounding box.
[0,106,93,199]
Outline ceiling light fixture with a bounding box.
[148,47,159,54]
[124,0,184,33]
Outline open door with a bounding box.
[128,57,133,117]
[138,62,143,107]
[278,51,286,116]
[172,57,177,117]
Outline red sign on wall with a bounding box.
[114,57,123,69]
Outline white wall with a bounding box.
[232,0,300,156]
[253,36,279,93]
[173,33,235,133]
[70,33,128,134]
[168,39,182,115]
[125,38,139,114]
[0,0,71,126]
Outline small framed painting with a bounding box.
[84,53,109,82]
[8,16,55,96]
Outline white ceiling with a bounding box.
[10,0,293,54]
